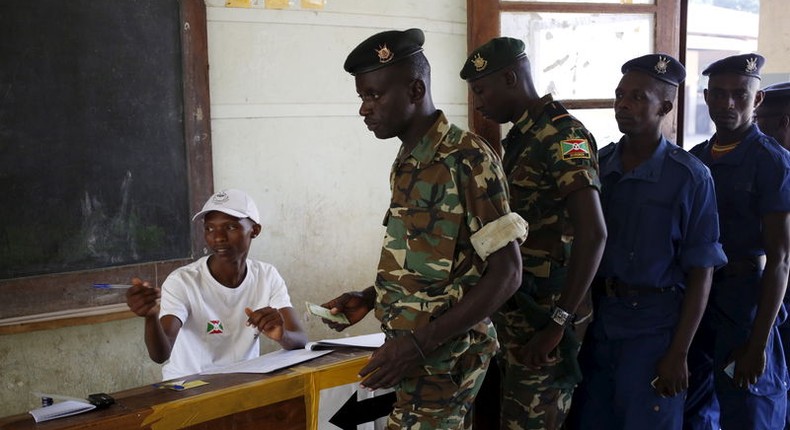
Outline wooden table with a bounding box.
[0,349,371,430]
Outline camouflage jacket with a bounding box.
[375,111,525,371]
[502,95,601,278]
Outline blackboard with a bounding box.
[0,0,213,323]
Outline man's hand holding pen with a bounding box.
[126,277,161,318]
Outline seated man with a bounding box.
[126,189,306,380]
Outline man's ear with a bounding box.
[781,113,790,130]
[251,223,262,238]
[754,90,765,109]
[659,100,674,117]
[409,79,426,103]
[504,69,518,88]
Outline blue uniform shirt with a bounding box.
[598,136,727,288]
[689,124,790,260]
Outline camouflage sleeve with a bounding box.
[547,126,601,197]
[471,212,528,260]
[458,136,516,242]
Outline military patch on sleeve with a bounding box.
[561,139,591,160]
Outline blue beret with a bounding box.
[762,82,790,103]
[702,53,765,79]
[621,53,686,87]
[460,37,527,81]
[343,28,425,76]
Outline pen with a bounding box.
[93,283,134,289]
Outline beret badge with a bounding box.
[376,44,394,64]
[472,53,488,72]
[654,56,669,75]
[746,57,758,74]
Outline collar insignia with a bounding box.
[472,53,488,72]
[745,57,758,73]
[376,44,394,64]
[654,56,669,74]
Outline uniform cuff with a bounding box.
[471,212,528,260]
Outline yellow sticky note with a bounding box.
[226,0,252,7]
[264,0,290,9]
[301,0,325,9]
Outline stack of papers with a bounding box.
[202,348,332,375]
[29,400,95,423]
[305,332,385,351]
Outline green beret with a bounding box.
[703,53,765,79]
[621,53,686,87]
[460,37,526,81]
[343,28,425,76]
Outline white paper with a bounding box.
[201,348,332,375]
[29,400,96,423]
[305,332,385,350]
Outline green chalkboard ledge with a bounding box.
[0,259,191,335]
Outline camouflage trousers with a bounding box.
[492,270,592,430]
[386,339,494,429]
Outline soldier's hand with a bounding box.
[358,335,423,390]
[321,290,373,331]
[520,324,562,369]
[126,277,160,318]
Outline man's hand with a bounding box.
[519,324,563,369]
[321,289,374,331]
[729,344,767,388]
[245,307,284,341]
[126,277,160,318]
[653,350,689,397]
[358,335,424,390]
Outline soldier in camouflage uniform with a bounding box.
[460,38,607,429]
[320,29,528,430]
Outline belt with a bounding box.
[717,255,766,278]
[592,277,676,298]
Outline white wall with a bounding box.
[0,0,469,417]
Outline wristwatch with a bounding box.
[550,306,574,327]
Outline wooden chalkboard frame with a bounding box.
[0,0,213,334]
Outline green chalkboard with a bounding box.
[0,0,213,322]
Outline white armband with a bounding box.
[470,212,528,260]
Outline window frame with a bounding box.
[467,0,684,147]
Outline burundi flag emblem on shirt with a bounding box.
[561,139,591,160]
[206,320,224,334]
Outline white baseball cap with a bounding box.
[192,189,260,224]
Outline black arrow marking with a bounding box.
[329,390,396,430]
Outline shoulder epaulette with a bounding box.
[544,101,573,125]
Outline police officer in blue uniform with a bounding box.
[688,53,790,430]
[756,81,790,430]
[567,54,727,430]
[756,82,790,151]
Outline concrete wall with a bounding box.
[0,0,468,416]
[759,0,790,84]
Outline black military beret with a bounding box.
[343,28,425,76]
[621,53,686,87]
[702,53,765,79]
[460,37,527,81]
[762,81,790,103]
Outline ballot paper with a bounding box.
[201,348,332,375]
[29,400,96,423]
[305,332,385,351]
[305,301,350,325]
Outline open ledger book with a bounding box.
[305,332,385,351]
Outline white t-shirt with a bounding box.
[159,256,293,380]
